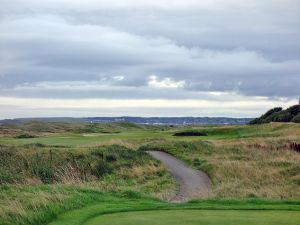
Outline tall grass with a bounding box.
[0,145,163,185]
[139,139,300,199]
[1,122,300,225]
[0,143,175,225]
[0,185,126,225]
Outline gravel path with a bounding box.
[147,151,212,202]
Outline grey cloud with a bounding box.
[66,8,300,60]
[0,0,300,100]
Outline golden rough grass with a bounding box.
[54,164,88,185]
[90,162,177,200]
[0,186,67,223]
[0,199,27,221]
[129,163,176,200]
[84,139,138,149]
[119,163,164,178]
[205,142,300,198]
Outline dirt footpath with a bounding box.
[147,151,212,202]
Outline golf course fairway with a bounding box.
[84,209,300,225]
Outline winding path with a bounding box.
[147,151,212,202]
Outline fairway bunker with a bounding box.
[173,131,207,136]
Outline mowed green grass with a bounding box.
[0,130,169,146]
[0,129,213,146]
[2,123,299,146]
[85,210,300,225]
[48,197,300,225]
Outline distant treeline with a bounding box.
[250,105,300,124]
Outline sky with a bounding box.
[0,0,299,119]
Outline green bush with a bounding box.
[286,105,300,116]
[291,113,300,123]
[273,111,293,122]
[264,107,283,117]
[250,105,300,124]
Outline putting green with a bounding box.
[84,210,300,225]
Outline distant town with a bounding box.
[0,117,253,125]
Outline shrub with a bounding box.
[250,105,300,124]
[272,111,293,122]
[264,107,283,118]
[286,105,300,116]
[291,113,300,123]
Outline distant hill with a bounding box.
[0,116,253,125]
[250,105,300,124]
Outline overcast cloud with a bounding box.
[0,0,299,118]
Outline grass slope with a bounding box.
[86,210,300,225]
[48,197,300,225]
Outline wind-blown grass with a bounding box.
[139,138,300,199]
[1,122,300,225]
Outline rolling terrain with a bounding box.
[0,121,299,225]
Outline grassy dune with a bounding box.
[0,121,299,224]
[0,144,175,225]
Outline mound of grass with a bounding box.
[0,143,175,225]
[0,121,153,139]
[170,125,279,140]
[0,144,174,193]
